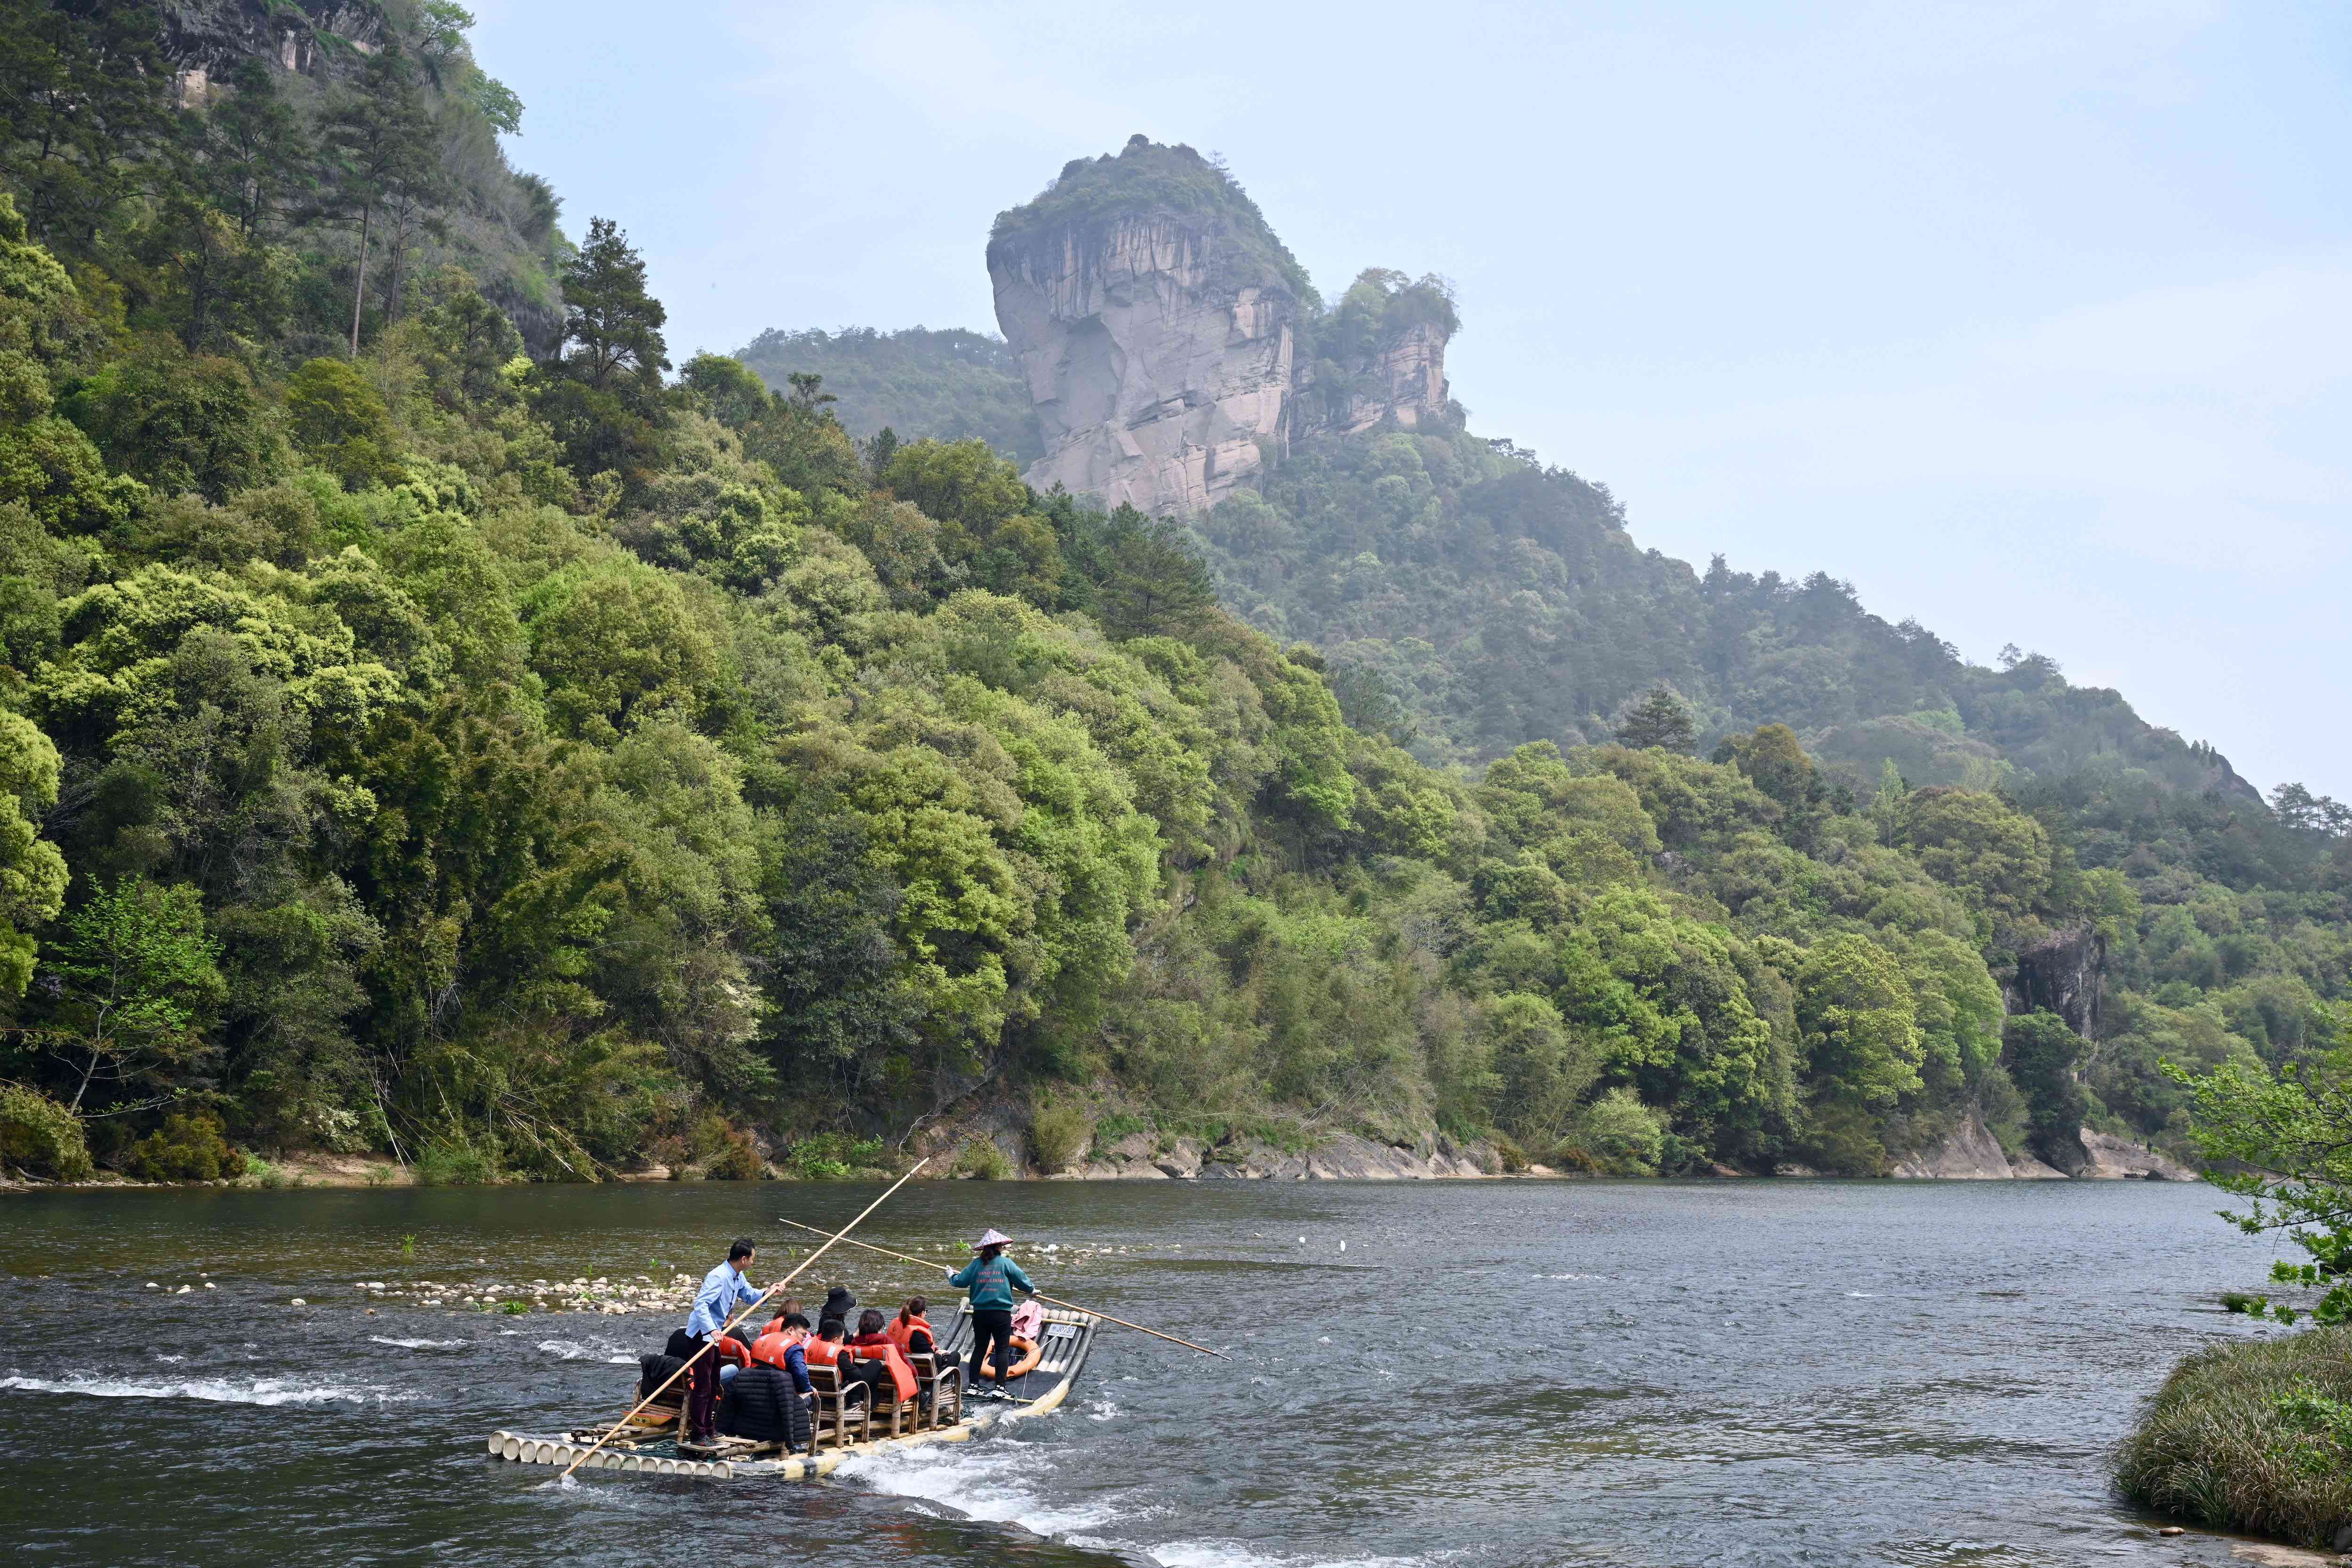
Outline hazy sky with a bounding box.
[472,0,2349,796]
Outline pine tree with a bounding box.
[560,217,668,390]
[318,46,440,356]
[1614,684,1696,752]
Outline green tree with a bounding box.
[64,341,286,502]
[2002,1009,2087,1170]
[46,877,225,1117]
[521,555,719,738]
[413,276,523,409]
[559,217,668,391]
[281,356,398,487]
[678,352,772,430]
[0,711,67,997]
[1479,990,1597,1146]
[318,45,439,356]
[1614,684,1697,752]
[1088,507,1218,640]
[1896,788,2052,920]
[196,60,310,242]
[2169,1047,2352,1322]
[0,1,170,253]
[1794,933,1923,1109]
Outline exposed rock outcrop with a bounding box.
[1298,320,1451,437]
[162,1,388,91]
[2079,1130,2196,1180]
[1888,1112,2018,1179]
[992,213,1301,518]
[2006,922,2105,1037]
[1887,1115,2192,1179]
[1070,1130,1494,1181]
[990,139,1451,518]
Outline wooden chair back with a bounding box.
[804,1362,870,1450]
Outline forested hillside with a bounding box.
[736,327,1040,465]
[0,6,2342,1189]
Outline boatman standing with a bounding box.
[945,1227,1036,1392]
[683,1237,771,1446]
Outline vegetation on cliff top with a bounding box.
[989,135,1319,309]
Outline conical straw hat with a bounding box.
[971,1227,1012,1248]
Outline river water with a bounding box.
[0,1177,2295,1567]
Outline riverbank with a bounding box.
[2,1117,2197,1192]
[2119,1326,2352,1551]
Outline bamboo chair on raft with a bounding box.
[804,1363,871,1450]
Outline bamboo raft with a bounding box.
[486,1303,1099,1481]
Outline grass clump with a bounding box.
[2117,1327,2352,1546]
[781,1132,884,1180]
[1028,1101,1089,1173]
[416,1140,499,1186]
[957,1140,1012,1181]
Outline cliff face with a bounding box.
[150,0,564,357]
[2006,923,2104,1037]
[1298,320,1452,438]
[992,215,1301,517]
[161,0,388,90]
[990,139,1450,518]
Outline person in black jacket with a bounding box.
[723,1312,814,1449]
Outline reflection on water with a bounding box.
[0,1178,2292,1567]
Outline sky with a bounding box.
[470,0,2351,797]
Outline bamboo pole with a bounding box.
[772,1217,1230,1361]
[557,1158,930,1480]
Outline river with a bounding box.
[0,1177,2296,1567]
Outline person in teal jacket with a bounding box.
[945,1227,1036,1389]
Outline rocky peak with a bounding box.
[990,140,1454,518]
[1294,268,1457,440]
[160,0,388,91]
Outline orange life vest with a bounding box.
[849,1334,919,1403]
[803,1338,844,1368]
[750,1329,803,1370]
[884,1313,936,1356]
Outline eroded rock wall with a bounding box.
[992,216,1300,518]
[2006,923,2104,1037]
[991,217,1451,517]
[163,0,388,90]
[1299,321,1452,438]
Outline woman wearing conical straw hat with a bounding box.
[944,1227,1036,1393]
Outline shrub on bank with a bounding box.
[2117,1327,2352,1547]
[0,1082,93,1181]
[417,1139,500,1186]
[781,1132,885,1180]
[1028,1101,1089,1172]
[123,1111,246,1182]
[957,1140,1012,1180]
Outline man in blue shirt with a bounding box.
[683,1237,771,1444]
[945,1227,1038,1392]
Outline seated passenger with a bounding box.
[884,1296,937,1359]
[807,1317,890,1400]
[725,1312,813,1450]
[719,1323,757,1389]
[849,1308,919,1407]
